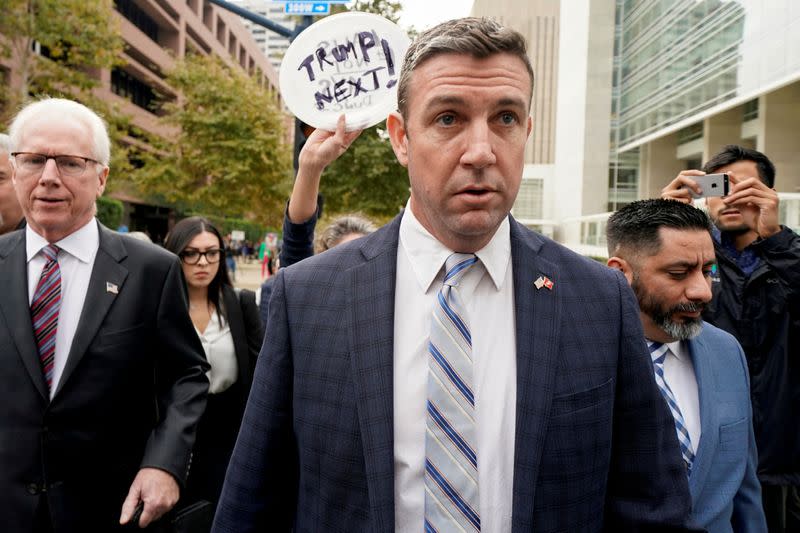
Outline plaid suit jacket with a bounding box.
[213,215,694,532]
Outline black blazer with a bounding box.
[0,222,209,532]
[182,284,263,507]
[221,285,263,401]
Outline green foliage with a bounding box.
[96,196,124,229]
[0,0,124,122]
[133,55,293,227]
[317,0,410,222]
[189,213,273,244]
[320,125,407,222]
[331,0,403,22]
[0,0,134,199]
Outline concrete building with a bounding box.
[471,0,800,255]
[471,0,560,236]
[232,0,296,72]
[614,0,800,201]
[1,0,282,240]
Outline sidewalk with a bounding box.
[231,260,268,292]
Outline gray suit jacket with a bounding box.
[0,222,209,532]
[213,215,694,532]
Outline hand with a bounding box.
[723,172,781,239]
[297,114,363,176]
[660,170,705,204]
[119,468,180,528]
[289,114,363,223]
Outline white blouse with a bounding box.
[195,310,238,394]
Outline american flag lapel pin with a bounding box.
[106,282,119,294]
[534,275,554,290]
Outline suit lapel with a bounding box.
[0,231,49,400]
[348,216,401,531]
[509,218,562,530]
[685,330,717,497]
[223,286,252,396]
[54,224,129,399]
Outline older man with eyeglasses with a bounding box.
[0,98,209,532]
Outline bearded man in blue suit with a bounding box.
[607,199,767,532]
[213,18,695,532]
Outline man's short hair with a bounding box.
[703,144,775,188]
[396,17,534,119]
[8,98,111,166]
[606,199,713,259]
[0,133,11,154]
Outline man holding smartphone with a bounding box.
[662,145,800,532]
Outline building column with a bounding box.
[639,133,684,199]
[761,81,800,193]
[704,106,742,162]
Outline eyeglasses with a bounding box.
[11,152,101,177]
[179,249,222,265]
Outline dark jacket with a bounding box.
[704,226,800,485]
[183,285,263,505]
[259,206,318,326]
[0,224,209,532]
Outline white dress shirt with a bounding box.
[26,219,99,398]
[393,206,517,532]
[195,310,238,394]
[664,340,702,451]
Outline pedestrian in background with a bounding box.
[607,199,766,532]
[0,133,25,235]
[662,146,800,531]
[164,216,262,530]
[257,114,370,326]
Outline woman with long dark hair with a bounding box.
[164,216,263,519]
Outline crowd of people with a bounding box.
[0,16,797,533]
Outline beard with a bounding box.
[632,275,704,341]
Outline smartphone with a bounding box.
[687,173,729,198]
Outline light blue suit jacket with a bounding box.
[684,322,766,532]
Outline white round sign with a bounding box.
[279,12,411,131]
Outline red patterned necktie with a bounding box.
[31,244,61,391]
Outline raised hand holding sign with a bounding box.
[280,12,411,131]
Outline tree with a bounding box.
[316,0,409,222]
[0,0,123,121]
[133,54,293,227]
[0,0,136,186]
[320,126,407,221]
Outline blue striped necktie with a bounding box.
[648,341,695,474]
[425,253,481,532]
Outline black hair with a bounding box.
[164,216,232,323]
[703,144,775,188]
[606,199,713,258]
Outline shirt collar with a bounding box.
[644,338,686,362]
[667,340,686,361]
[26,218,99,264]
[399,201,511,293]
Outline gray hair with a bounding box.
[397,17,534,119]
[316,214,377,253]
[8,98,111,166]
[0,133,10,154]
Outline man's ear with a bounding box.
[607,256,634,285]
[386,111,408,168]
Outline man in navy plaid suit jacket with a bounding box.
[213,18,694,532]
